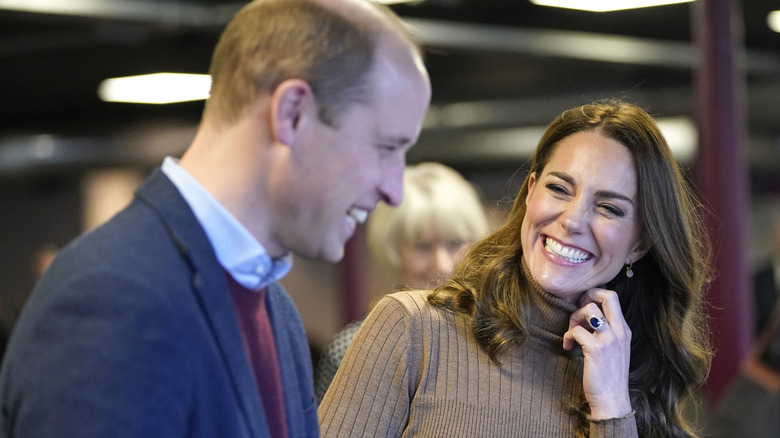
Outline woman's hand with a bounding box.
[563,288,632,420]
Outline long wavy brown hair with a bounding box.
[429,99,712,437]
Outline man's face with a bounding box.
[271,40,431,262]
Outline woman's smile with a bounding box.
[542,235,593,264]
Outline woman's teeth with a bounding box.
[544,237,590,263]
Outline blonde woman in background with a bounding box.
[313,162,490,402]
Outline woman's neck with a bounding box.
[521,256,580,343]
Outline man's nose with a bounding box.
[379,160,405,207]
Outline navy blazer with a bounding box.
[0,169,319,437]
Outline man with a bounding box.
[0,0,431,436]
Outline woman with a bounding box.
[367,162,490,292]
[313,162,490,403]
[318,99,712,437]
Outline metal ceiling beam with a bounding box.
[4,82,780,177]
[403,18,780,74]
[422,87,696,130]
[2,2,778,72]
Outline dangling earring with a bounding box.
[625,262,634,278]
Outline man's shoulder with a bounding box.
[66,170,208,268]
[61,203,178,271]
[37,191,206,303]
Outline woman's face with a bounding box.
[398,221,469,290]
[521,130,646,302]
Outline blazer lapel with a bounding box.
[265,282,318,437]
[135,169,269,437]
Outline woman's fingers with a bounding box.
[563,301,608,350]
[579,288,625,325]
[577,288,631,338]
[564,287,633,419]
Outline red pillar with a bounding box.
[692,0,752,405]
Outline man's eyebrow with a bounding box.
[547,171,634,205]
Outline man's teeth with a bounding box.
[544,238,590,263]
[347,208,368,225]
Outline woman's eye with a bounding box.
[600,204,625,217]
[413,242,433,252]
[546,184,568,195]
[446,240,465,253]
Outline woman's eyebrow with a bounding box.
[547,171,633,205]
[595,190,634,205]
[547,171,575,186]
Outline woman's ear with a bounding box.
[525,172,538,206]
[270,79,314,146]
[627,239,651,264]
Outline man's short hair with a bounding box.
[206,0,419,127]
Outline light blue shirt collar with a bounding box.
[161,157,292,290]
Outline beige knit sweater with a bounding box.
[318,281,639,437]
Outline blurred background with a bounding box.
[1,0,779,420]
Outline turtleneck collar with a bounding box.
[521,256,580,352]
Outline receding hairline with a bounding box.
[245,0,421,53]
[319,0,420,46]
[203,0,424,129]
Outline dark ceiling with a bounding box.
[1,0,779,187]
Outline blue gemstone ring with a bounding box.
[588,315,608,331]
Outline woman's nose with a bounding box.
[560,200,588,235]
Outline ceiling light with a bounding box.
[529,0,695,13]
[98,73,211,104]
[769,11,780,33]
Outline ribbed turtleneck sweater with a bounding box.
[318,261,638,437]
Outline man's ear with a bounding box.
[270,79,314,146]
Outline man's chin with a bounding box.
[289,243,343,263]
[322,252,345,264]
[318,243,346,264]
